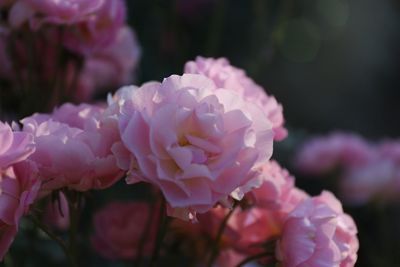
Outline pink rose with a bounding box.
[276,191,359,267]
[76,26,141,100]
[112,74,274,219]
[0,121,35,169]
[62,0,127,55]
[91,201,159,260]
[295,133,374,175]
[184,57,287,141]
[21,103,123,194]
[247,160,308,212]
[340,159,400,205]
[8,0,103,28]
[0,161,40,260]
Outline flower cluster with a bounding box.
[296,132,400,205]
[0,56,358,267]
[0,0,140,118]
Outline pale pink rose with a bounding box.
[91,201,159,260]
[43,192,70,231]
[295,133,374,175]
[63,0,127,55]
[21,103,123,194]
[113,74,274,219]
[0,121,35,169]
[0,161,40,260]
[184,57,287,141]
[276,191,359,267]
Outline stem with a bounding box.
[66,191,80,267]
[30,216,76,267]
[235,252,271,267]
[149,197,169,267]
[206,202,238,267]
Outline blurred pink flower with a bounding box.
[340,158,400,205]
[8,0,126,56]
[76,26,141,100]
[43,192,70,231]
[276,191,359,267]
[112,74,274,220]
[295,133,374,175]
[0,121,35,169]
[21,103,123,194]
[184,57,287,141]
[0,161,40,260]
[91,201,158,260]
[62,0,127,56]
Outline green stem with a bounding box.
[206,202,238,267]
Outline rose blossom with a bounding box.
[340,158,400,205]
[8,0,126,55]
[8,0,104,28]
[184,56,287,141]
[91,201,158,260]
[76,26,141,100]
[21,103,123,194]
[0,121,35,169]
[111,74,274,219]
[295,132,374,175]
[243,160,308,212]
[276,191,359,267]
[62,0,127,55]
[0,161,40,260]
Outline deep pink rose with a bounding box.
[91,201,159,260]
[0,161,40,260]
[21,103,123,194]
[111,74,274,219]
[0,121,35,169]
[184,57,287,141]
[276,191,359,267]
